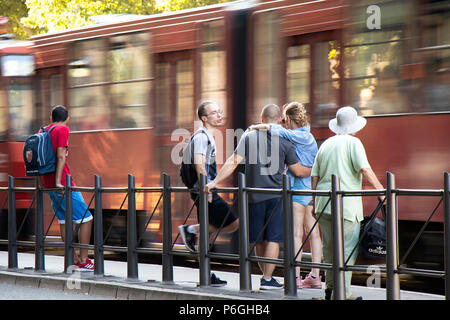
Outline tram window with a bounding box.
[50,74,63,107]
[108,32,151,129]
[108,33,150,81]
[345,0,407,115]
[69,39,109,130]
[69,39,106,86]
[155,63,171,135]
[201,50,226,111]
[313,41,340,127]
[420,1,450,112]
[176,60,194,127]
[0,90,6,140]
[287,45,310,105]
[252,11,282,124]
[201,20,226,121]
[110,82,150,128]
[8,81,34,141]
[1,55,34,77]
[69,86,110,131]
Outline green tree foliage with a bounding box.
[0,0,31,39]
[0,0,233,39]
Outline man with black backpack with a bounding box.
[41,105,94,271]
[178,101,239,287]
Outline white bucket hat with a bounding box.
[329,106,367,135]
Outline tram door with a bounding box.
[286,31,342,140]
[154,50,195,179]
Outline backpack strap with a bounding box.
[189,129,213,185]
[41,125,57,133]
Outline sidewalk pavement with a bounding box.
[0,251,445,300]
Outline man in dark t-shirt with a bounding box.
[205,104,311,290]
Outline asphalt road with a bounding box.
[0,282,115,300]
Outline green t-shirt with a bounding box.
[311,134,370,222]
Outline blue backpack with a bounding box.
[23,126,56,176]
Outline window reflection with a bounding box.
[345,0,406,115]
[201,20,226,120]
[8,80,34,141]
[252,12,282,124]
[313,41,339,126]
[287,45,310,105]
[0,89,7,140]
[176,60,194,127]
[68,32,151,130]
[155,63,171,135]
[419,0,450,112]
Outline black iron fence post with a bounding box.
[386,172,400,300]
[331,174,345,300]
[162,173,173,283]
[94,175,104,276]
[127,174,138,279]
[238,172,251,292]
[443,172,450,300]
[35,177,45,271]
[282,174,296,297]
[64,174,74,273]
[198,174,210,287]
[8,176,17,269]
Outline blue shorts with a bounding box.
[249,197,283,243]
[292,178,312,207]
[49,190,93,225]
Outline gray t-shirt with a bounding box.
[190,127,216,185]
[235,130,298,203]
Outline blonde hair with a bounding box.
[283,102,309,127]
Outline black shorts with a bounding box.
[190,191,238,229]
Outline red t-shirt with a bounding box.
[41,124,74,188]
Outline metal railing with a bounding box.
[0,171,449,300]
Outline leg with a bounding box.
[292,202,306,278]
[59,223,80,263]
[304,204,322,277]
[318,215,333,293]
[261,241,280,280]
[71,191,93,264]
[254,241,267,275]
[78,220,92,263]
[343,219,360,297]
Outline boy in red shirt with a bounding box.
[42,105,94,271]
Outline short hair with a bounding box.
[197,100,215,120]
[261,104,281,122]
[283,102,309,127]
[51,105,69,122]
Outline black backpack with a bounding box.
[180,131,210,188]
[359,201,387,260]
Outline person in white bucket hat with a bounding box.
[311,106,384,300]
[328,106,367,135]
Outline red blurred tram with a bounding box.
[0,0,449,267]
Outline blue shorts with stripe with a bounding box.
[49,190,93,225]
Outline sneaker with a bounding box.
[302,273,322,289]
[76,258,94,271]
[296,277,303,289]
[178,225,197,252]
[260,277,283,290]
[210,273,227,287]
